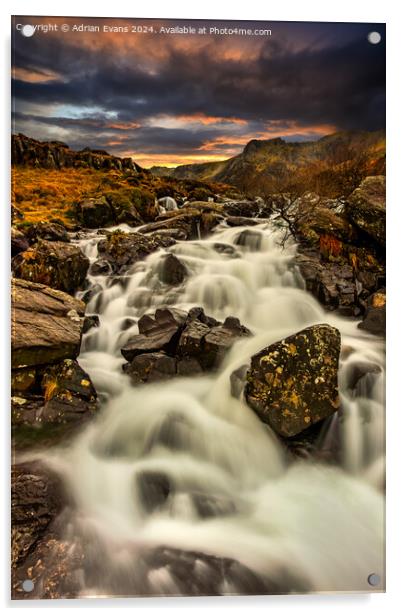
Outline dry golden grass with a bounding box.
[11,166,237,226]
[11,167,125,224]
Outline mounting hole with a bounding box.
[367,573,381,587]
[21,25,35,37]
[367,31,381,45]
[22,579,34,592]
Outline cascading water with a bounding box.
[42,221,385,596]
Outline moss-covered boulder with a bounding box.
[97,230,175,274]
[12,240,89,294]
[245,324,341,437]
[345,176,385,247]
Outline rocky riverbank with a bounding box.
[11,168,385,597]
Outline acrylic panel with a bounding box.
[11,16,385,599]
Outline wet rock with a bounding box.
[191,492,237,519]
[234,229,263,250]
[12,360,97,442]
[11,461,64,569]
[201,317,251,369]
[344,361,382,398]
[89,258,112,276]
[11,460,84,599]
[358,290,386,335]
[11,278,85,368]
[226,216,261,227]
[83,314,100,333]
[123,352,177,384]
[221,200,262,218]
[177,319,211,358]
[296,252,359,314]
[158,253,188,285]
[245,324,341,438]
[122,307,250,375]
[12,239,89,294]
[77,197,114,228]
[11,227,29,256]
[121,308,186,361]
[97,230,175,274]
[345,176,386,247]
[230,364,249,398]
[136,471,171,512]
[11,367,37,394]
[26,221,70,243]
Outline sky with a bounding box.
[11,17,385,168]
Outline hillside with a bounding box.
[151,130,385,197]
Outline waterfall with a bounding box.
[44,221,384,596]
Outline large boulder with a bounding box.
[77,197,114,228]
[245,324,341,437]
[11,278,85,368]
[97,230,175,274]
[12,240,89,294]
[345,176,386,247]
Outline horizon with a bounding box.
[12,17,385,167]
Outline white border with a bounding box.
[2,1,401,614]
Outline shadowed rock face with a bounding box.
[245,324,341,438]
[345,176,386,247]
[11,278,85,369]
[97,230,176,274]
[12,240,89,294]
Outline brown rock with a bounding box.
[245,324,341,437]
[11,278,85,368]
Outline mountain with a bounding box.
[12,133,144,174]
[151,130,385,197]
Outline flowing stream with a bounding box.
[43,221,385,596]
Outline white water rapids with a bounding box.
[44,221,385,596]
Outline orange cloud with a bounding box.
[12,66,62,83]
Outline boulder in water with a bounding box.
[12,239,89,294]
[121,308,186,361]
[158,253,188,285]
[122,307,250,376]
[245,324,341,437]
[97,230,175,274]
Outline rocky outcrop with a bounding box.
[345,176,385,247]
[245,324,341,437]
[121,307,250,383]
[11,278,85,368]
[97,230,175,274]
[12,133,142,174]
[11,279,97,440]
[12,240,89,294]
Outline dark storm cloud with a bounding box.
[11,19,385,163]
